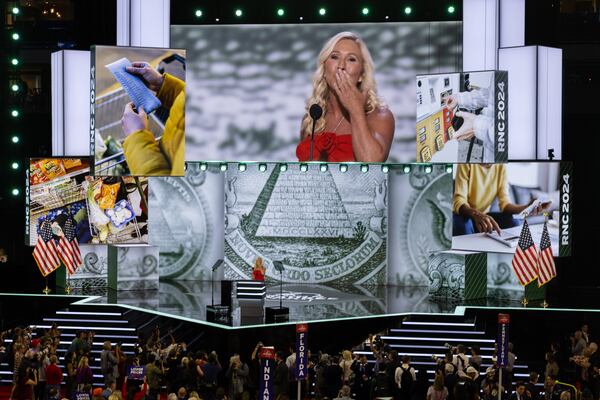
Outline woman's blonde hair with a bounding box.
[78,355,89,368]
[342,350,352,362]
[254,257,265,271]
[560,391,571,400]
[301,31,383,139]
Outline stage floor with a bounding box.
[3,281,596,329]
[55,280,534,327]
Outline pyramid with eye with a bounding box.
[244,167,354,238]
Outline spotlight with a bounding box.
[361,7,370,15]
[12,33,20,41]
[235,9,243,17]
[361,164,369,173]
[11,136,19,143]
[318,7,326,16]
[279,164,288,172]
[447,5,455,14]
[339,164,348,173]
[300,164,308,172]
[200,163,208,171]
[11,84,19,92]
[11,110,19,118]
[12,7,20,14]
[11,162,19,170]
[238,163,247,172]
[195,9,203,17]
[11,58,19,66]
[276,8,285,16]
[446,165,453,174]
[381,165,389,173]
[404,6,412,15]
[299,16,303,21]
[424,165,433,174]
[403,165,411,174]
[258,163,267,172]
[11,188,19,196]
[320,164,328,172]
[220,163,228,171]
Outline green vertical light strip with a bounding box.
[465,253,487,300]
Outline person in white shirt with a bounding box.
[285,344,296,371]
[581,324,591,345]
[339,350,354,384]
[452,345,469,376]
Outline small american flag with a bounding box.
[33,221,61,277]
[537,219,556,287]
[57,217,82,275]
[511,219,539,286]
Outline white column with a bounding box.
[463,0,499,70]
[51,50,91,156]
[499,46,562,161]
[499,0,525,47]
[498,46,537,160]
[116,0,131,46]
[536,46,562,160]
[117,0,170,47]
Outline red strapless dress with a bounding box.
[296,132,355,162]
[252,269,265,281]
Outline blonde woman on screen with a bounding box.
[296,32,395,162]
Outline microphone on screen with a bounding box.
[309,104,323,162]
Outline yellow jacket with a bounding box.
[123,73,185,176]
[452,164,510,214]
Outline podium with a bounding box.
[237,280,266,325]
[265,306,289,323]
[220,280,233,307]
[206,305,231,325]
[205,259,231,324]
[265,260,289,323]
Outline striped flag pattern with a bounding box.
[57,217,82,275]
[511,219,539,286]
[537,219,556,287]
[33,221,61,277]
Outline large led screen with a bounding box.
[451,162,572,257]
[26,158,149,246]
[223,163,388,285]
[416,70,508,163]
[171,22,462,163]
[148,162,453,284]
[91,46,186,176]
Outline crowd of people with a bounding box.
[0,322,598,400]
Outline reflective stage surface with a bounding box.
[64,280,529,327]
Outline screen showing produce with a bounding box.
[26,158,149,246]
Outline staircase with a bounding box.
[354,314,533,385]
[1,304,138,387]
